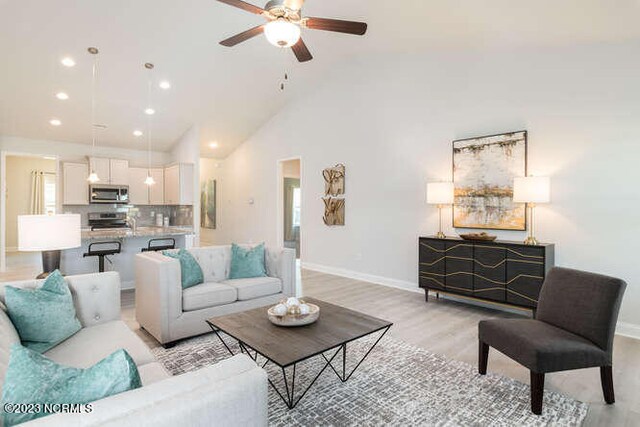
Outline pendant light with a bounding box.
[87,47,101,184]
[144,62,156,186]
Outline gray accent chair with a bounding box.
[478,267,626,415]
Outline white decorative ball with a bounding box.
[285,297,300,307]
[272,304,287,316]
[299,304,310,315]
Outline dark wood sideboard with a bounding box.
[419,237,554,310]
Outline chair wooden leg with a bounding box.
[600,366,615,404]
[530,371,545,415]
[478,341,489,375]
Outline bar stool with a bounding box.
[83,241,122,273]
[141,238,176,252]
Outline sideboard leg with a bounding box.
[436,292,440,299]
[424,289,429,302]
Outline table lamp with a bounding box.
[18,214,81,278]
[513,176,550,245]
[427,182,454,239]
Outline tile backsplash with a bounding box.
[62,204,194,227]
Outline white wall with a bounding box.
[199,158,225,246]
[214,42,640,330]
[171,126,201,245]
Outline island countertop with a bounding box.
[81,226,195,240]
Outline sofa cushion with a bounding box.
[479,318,609,373]
[229,243,267,279]
[4,270,82,353]
[138,362,170,386]
[162,249,204,289]
[187,246,229,283]
[182,283,237,312]
[222,277,282,301]
[44,320,155,368]
[2,344,141,426]
[0,309,20,397]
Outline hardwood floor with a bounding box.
[3,254,639,425]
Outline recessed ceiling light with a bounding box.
[49,119,62,126]
[133,130,143,137]
[209,142,219,149]
[145,108,155,115]
[55,92,69,100]
[61,57,76,67]
[159,81,171,90]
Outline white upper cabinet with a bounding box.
[89,157,129,185]
[128,167,149,205]
[149,168,164,205]
[63,162,89,205]
[89,158,110,184]
[164,163,194,205]
[128,167,164,206]
[109,159,129,185]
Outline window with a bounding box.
[292,187,301,226]
[44,174,56,215]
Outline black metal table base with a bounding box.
[208,323,391,409]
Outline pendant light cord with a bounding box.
[146,66,153,174]
[91,53,98,157]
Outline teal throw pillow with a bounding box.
[229,243,267,279]
[5,270,81,353]
[1,344,141,426]
[162,249,204,289]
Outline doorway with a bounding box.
[1,153,58,274]
[278,158,301,259]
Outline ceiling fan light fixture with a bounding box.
[264,19,301,47]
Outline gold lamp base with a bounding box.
[523,236,539,245]
[435,231,446,239]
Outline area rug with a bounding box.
[152,333,588,426]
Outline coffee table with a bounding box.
[206,297,392,409]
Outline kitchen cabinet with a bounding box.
[109,159,129,185]
[63,162,89,205]
[89,157,129,185]
[128,168,149,205]
[128,167,164,205]
[149,168,164,205]
[164,163,194,205]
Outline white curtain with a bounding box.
[29,171,46,215]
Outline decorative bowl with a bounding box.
[268,303,320,327]
[459,233,497,241]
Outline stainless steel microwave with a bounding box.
[89,185,129,204]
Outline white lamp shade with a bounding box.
[264,20,301,47]
[18,214,81,252]
[513,176,550,203]
[427,182,454,205]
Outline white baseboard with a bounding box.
[615,322,640,340]
[301,262,421,294]
[301,262,640,341]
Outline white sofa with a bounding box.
[135,245,296,346]
[0,272,268,426]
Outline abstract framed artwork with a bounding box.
[200,179,217,229]
[452,131,527,230]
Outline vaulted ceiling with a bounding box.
[1,0,639,158]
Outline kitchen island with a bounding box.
[61,226,195,289]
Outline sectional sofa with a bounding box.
[0,272,268,426]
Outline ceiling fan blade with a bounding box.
[291,38,313,62]
[216,0,265,15]
[219,25,265,47]
[305,17,367,35]
[283,0,304,10]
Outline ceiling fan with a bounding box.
[217,0,368,62]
